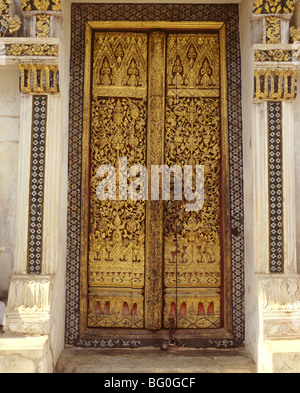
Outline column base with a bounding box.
[0,335,52,373]
[260,340,300,373]
[256,274,300,372]
[4,274,54,335]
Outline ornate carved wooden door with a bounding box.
[83,27,229,333]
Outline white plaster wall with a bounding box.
[293,0,300,276]
[0,67,20,300]
[294,78,300,274]
[239,0,259,364]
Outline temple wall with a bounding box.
[0,0,300,373]
[295,90,300,274]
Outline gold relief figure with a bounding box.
[98,57,113,86]
[167,34,219,92]
[187,44,197,65]
[93,32,148,95]
[125,58,141,87]
[114,43,125,65]
[171,55,184,86]
[197,58,214,87]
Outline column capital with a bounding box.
[19,63,59,95]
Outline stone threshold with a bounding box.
[55,347,256,374]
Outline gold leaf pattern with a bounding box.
[253,0,295,14]
[20,0,61,12]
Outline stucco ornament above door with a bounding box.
[253,0,295,14]
[20,0,61,11]
[0,0,21,36]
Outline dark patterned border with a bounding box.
[28,95,47,274]
[268,102,284,273]
[66,3,244,348]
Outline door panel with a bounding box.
[88,32,148,328]
[87,30,224,331]
[163,34,221,329]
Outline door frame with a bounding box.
[80,20,231,343]
[66,3,244,349]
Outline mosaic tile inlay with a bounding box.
[28,95,47,274]
[268,102,284,273]
[66,3,245,348]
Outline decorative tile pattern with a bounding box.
[28,95,47,274]
[66,3,245,348]
[268,102,284,273]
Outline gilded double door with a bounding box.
[84,28,229,332]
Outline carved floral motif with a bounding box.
[266,16,281,43]
[1,43,58,57]
[36,14,50,38]
[253,0,295,14]
[290,26,300,42]
[21,0,61,12]
[254,49,296,62]
[0,0,21,37]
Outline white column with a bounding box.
[42,95,62,275]
[14,95,33,275]
[253,102,270,274]
[282,101,297,274]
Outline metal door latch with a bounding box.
[160,318,183,351]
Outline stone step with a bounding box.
[55,347,256,373]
